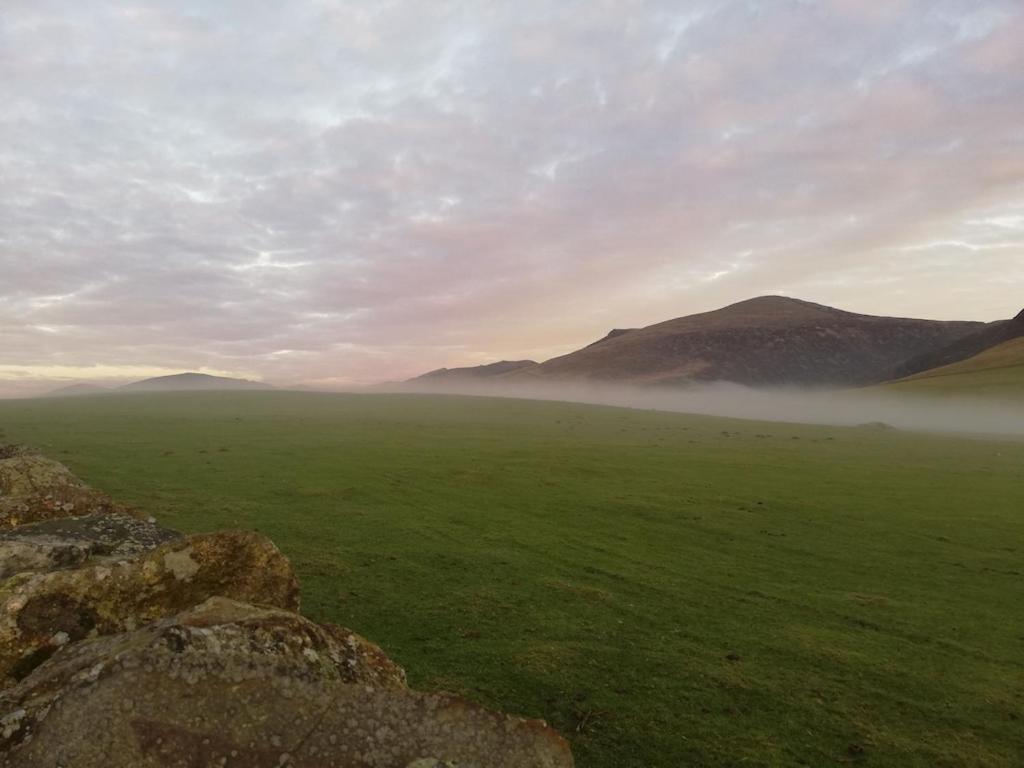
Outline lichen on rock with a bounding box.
[0,530,300,685]
[0,621,571,767]
[0,452,126,529]
[0,512,181,579]
[0,446,35,461]
[0,595,409,757]
[0,446,574,767]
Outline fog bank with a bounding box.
[384,380,1024,437]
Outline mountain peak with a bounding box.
[728,295,807,307]
[717,295,840,316]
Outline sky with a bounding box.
[2,0,1023,395]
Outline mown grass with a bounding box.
[0,392,1022,767]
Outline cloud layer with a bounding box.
[2,0,1023,393]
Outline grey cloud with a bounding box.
[1,0,1023,393]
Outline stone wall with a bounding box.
[0,445,574,768]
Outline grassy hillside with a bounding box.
[886,337,1024,398]
[0,392,1022,767]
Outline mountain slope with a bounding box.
[507,296,982,387]
[40,383,110,398]
[407,360,538,384]
[892,308,1024,379]
[120,372,273,392]
[885,336,1024,398]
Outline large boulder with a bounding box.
[0,598,572,767]
[0,453,123,529]
[0,530,299,685]
[0,512,181,579]
[0,446,575,766]
[0,454,79,498]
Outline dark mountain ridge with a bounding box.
[511,296,982,387]
[584,328,637,349]
[410,297,986,389]
[893,310,1024,380]
[409,360,538,383]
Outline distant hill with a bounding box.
[408,360,538,384]
[41,383,110,398]
[885,336,1024,398]
[500,296,982,387]
[892,308,1024,380]
[119,372,274,392]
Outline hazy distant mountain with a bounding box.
[41,383,110,398]
[891,308,1024,380]
[408,360,538,384]
[433,296,984,388]
[119,372,274,392]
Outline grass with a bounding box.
[886,337,1024,398]
[0,391,1022,767]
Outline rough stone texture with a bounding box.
[0,453,125,529]
[0,446,35,461]
[162,596,407,689]
[0,455,78,498]
[0,530,300,685]
[0,448,574,767]
[0,596,407,755]
[0,512,182,579]
[0,602,572,767]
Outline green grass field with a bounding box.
[1,392,1022,767]
[885,338,1024,399]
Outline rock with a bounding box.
[0,599,572,767]
[0,446,35,461]
[0,531,299,685]
[0,447,575,765]
[0,454,124,529]
[0,512,182,579]
[0,597,406,744]
[166,596,408,688]
[0,454,87,499]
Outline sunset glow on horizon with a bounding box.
[2,0,1023,396]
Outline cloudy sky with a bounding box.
[2,0,1023,394]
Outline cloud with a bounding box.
[1,0,1023,394]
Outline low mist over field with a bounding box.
[2,2,1024,765]
[394,379,1024,436]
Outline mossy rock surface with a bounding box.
[0,530,300,686]
[0,598,571,768]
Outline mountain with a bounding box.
[498,296,983,387]
[119,372,274,392]
[885,336,1024,398]
[41,383,110,398]
[584,329,638,349]
[409,360,538,384]
[891,308,1024,380]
